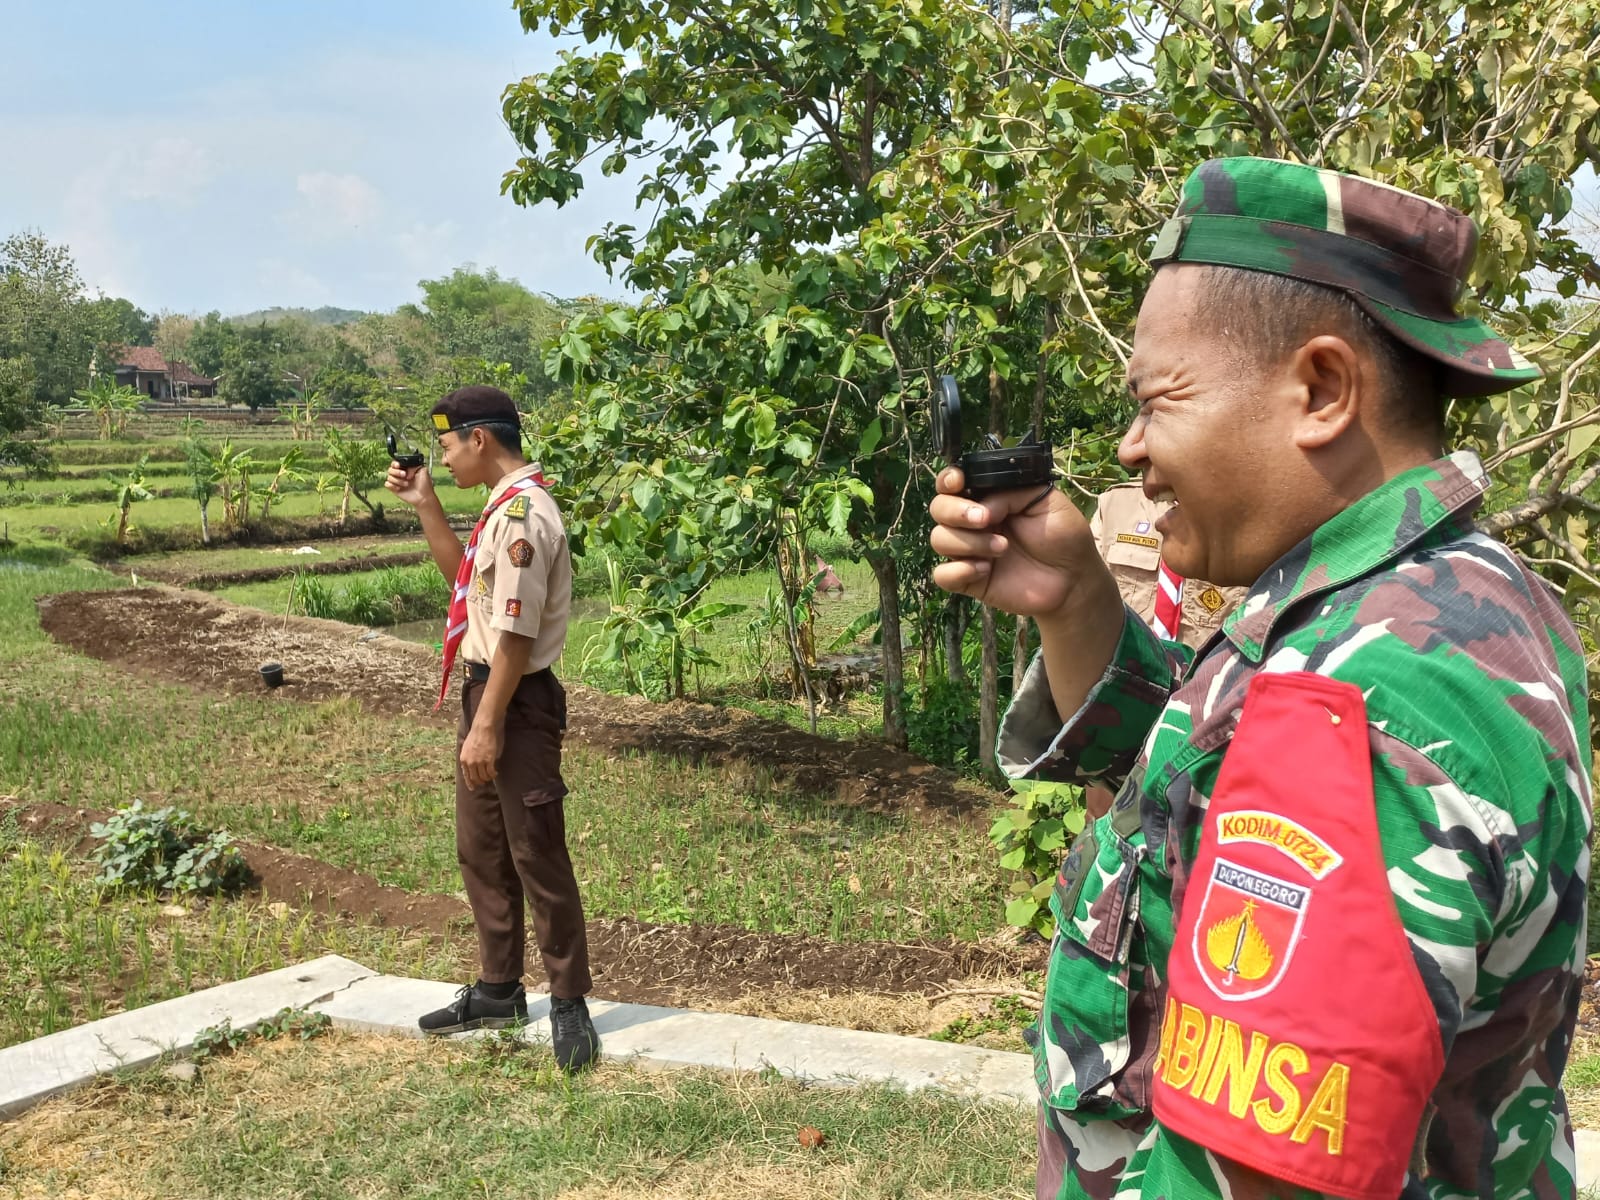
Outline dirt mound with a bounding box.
[38,585,441,717]
[4,800,1042,1008]
[120,548,431,589]
[37,587,998,818]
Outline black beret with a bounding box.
[429,385,519,434]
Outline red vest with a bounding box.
[1153,671,1443,1200]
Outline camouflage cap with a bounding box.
[1150,157,1542,397]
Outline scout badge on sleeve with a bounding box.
[1152,672,1442,1200]
[436,473,548,708]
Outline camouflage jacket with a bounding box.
[998,452,1593,1199]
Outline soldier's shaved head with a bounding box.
[1196,266,1444,443]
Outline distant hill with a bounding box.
[227,305,369,327]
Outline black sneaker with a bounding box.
[549,995,600,1072]
[418,982,528,1036]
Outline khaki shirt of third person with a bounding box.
[1089,482,1244,651]
[459,462,572,673]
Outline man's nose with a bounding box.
[1117,413,1148,470]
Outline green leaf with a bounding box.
[1004,897,1041,926]
[750,403,778,445]
[686,601,746,624]
[1031,817,1066,852]
[858,417,883,457]
[825,488,853,537]
[631,477,663,523]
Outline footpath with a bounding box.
[1,955,1593,1186]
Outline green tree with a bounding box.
[186,311,237,377]
[185,439,216,544]
[501,0,1600,762]
[218,325,294,414]
[0,355,48,471]
[405,265,570,401]
[256,447,308,519]
[87,296,156,347]
[323,427,390,525]
[210,440,257,529]
[0,231,98,410]
[870,0,1600,614]
[501,0,990,745]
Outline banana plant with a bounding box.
[209,440,256,529]
[184,438,215,544]
[108,455,152,545]
[255,446,308,519]
[75,376,142,441]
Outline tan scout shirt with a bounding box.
[459,463,572,673]
[1089,482,1243,651]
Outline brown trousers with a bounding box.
[456,670,592,998]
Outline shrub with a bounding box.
[89,800,250,896]
[989,779,1085,938]
[291,563,446,626]
[904,676,981,774]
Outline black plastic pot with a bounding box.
[259,661,285,688]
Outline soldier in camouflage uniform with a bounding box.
[929,156,1591,1198]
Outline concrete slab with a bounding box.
[0,954,374,1120]
[7,959,1596,1193]
[312,975,1035,1105]
[1577,1129,1600,1193]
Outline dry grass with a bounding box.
[1568,1031,1600,1129]
[0,1032,1034,1199]
[707,972,1039,1049]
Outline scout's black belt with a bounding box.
[461,662,554,684]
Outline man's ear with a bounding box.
[1288,334,1362,450]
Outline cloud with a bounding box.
[255,257,334,307]
[290,171,384,236]
[0,33,633,313]
[394,218,461,271]
[115,136,213,202]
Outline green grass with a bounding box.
[127,537,431,579]
[0,1032,1034,1198]
[0,826,466,1049]
[0,546,1007,1045]
[0,481,478,546]
[0,489,335,539]
[212,551,886,714]
[0,670,1001,945]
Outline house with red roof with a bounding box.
[112,346,217,400]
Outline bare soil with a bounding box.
[3,798,1043,1018]
[37,586,998,819]
[26,586,1038,1026]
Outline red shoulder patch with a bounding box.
[508,538,534,568]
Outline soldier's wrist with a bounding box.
[1037,561,1121,638]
